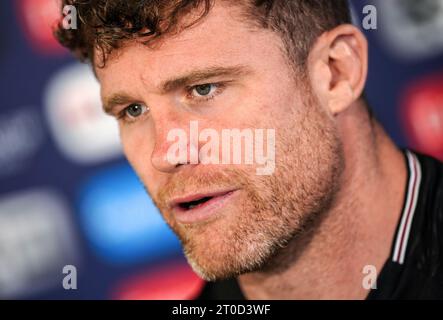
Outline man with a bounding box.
[55,0,443,299]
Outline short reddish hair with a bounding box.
[55,0,351,68]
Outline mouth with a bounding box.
[171,189,238,224]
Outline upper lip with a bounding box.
[170,189,237,208]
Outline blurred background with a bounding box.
[0,0,442,299]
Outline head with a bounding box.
[55,0,368,281]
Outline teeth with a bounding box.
[188,204,197,210]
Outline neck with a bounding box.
[238,102,407,299]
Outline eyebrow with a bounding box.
[102,65,252,115]
[102,93,136,115]
[159,65,252,94]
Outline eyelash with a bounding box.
[116,83,226,124]
[185,83,225,102]
[116,103,148,124]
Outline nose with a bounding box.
[150,113,198,173]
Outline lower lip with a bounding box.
[173,191,238,224]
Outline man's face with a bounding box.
[96,3,344,281]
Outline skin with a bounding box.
[95,2,407,299]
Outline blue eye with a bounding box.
[124,103,149,119]
[192,84,217,97]
[194,84,213,96]
[186,83,225,103]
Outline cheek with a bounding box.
[120,125,156,179]
[245,95,296,131]
[121,120,153,151]
[242,84,300,130]
[121,127,139,161]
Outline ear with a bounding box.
[307,24,368,115]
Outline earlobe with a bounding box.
[329,82,354,114]
[308,24,368,116]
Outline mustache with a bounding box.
[154,168,251,210]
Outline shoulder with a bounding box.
[408,150,443,274]
[414,151,443,214]
[381,150,443,298]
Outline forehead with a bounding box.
[95,2,285,95]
